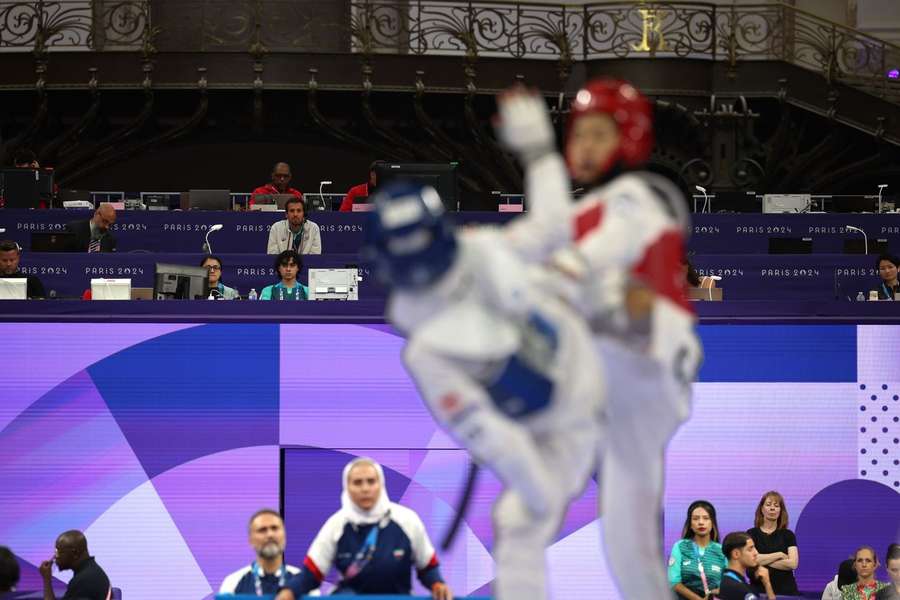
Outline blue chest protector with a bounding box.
[485,311,559,419]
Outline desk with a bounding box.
[14,252,383,299]
[1,299,898,324]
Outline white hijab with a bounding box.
[340,457,392,526]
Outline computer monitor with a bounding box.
[843,238,889,255]
[308,268,359,300]
[768,237,813,254]
[1,168,53,209]
[153,263,209,300]
[0,278,27,300]
[31,232,77,252]
[187,189,231,211]
[374,162,459,211]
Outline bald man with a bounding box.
[65,204,117,253]
[39,531,110,600]
[250,162,304,209]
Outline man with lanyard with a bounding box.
[219,509,300,596]
[266,197,323,255]
[719,532,775,600]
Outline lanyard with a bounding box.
[274,282,302,300]
[882,282,896,300]
[693,543,710,595]
[344,525,379,580]
[251,561,286,597]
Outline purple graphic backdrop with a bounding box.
[0,322,897,598]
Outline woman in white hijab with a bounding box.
[276,457,452,599]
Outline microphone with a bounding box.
[702,274,721,301]
[203,223,224,254]
[878,183,889,213]
[318,180,332,211]
[845,225,868,255]
[695,185,709,213]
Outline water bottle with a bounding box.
[856,291,865,302]
[248,288,258,301]
[207,291,216,300]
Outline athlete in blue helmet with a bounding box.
[364,180,604,600]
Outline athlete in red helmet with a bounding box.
[495,81,702,600]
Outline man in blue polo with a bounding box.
[719,532,775,600]
[219,509,300,595]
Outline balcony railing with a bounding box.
[1,1,898,101]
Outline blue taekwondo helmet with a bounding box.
[363,181,458,290]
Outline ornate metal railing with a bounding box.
[0,0,150,51]
[1,1,898,100]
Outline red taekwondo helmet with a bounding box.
[565,78,654,178]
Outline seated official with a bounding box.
[267,197,322,255]
[0,240,45,298]
[718,532,774,600]
[669,500,727,600]
[876,254,899,300]
[841,546,888,600]
[250,162,304,209]
[0,546,20,596]
[261,250,308,300]
[66,204,116,252]
[876,544,900,599]
[39,530,111,600]
[339,160,385,212]
[276,457,452,600]
[201,255,239,299]
[219,509,300,595]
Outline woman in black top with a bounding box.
[746,490,799,595]
[877,254,900,300]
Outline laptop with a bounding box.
[31,232,76,252]
[186,189,231,211]
[251,194,296,211]
[0,278,27,299]
[131,287,154,300]
[91,278,132,300]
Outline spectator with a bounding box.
[841,546,888,600]
[219,509,300,595]
[876,254,899,300]
[250,162,303,209]
[339,160,386,212]
[260,250,308,300]
[668,500,727,600]
[0,546,19,595]
[824,558,859,600]
[38,530,110,600]
[747,490,799,595]
[66,204,116,253]
[201,255,239,299]
[276,457,451,600]
[719,532,775,600]
[266,197,322,255]
[876,544,900,599]
[0,240,45,298]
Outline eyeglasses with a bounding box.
[204,265,221,271]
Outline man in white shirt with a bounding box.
[267,197,322,254]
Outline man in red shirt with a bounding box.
[339,160,385,212]
[250,162,303,208]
